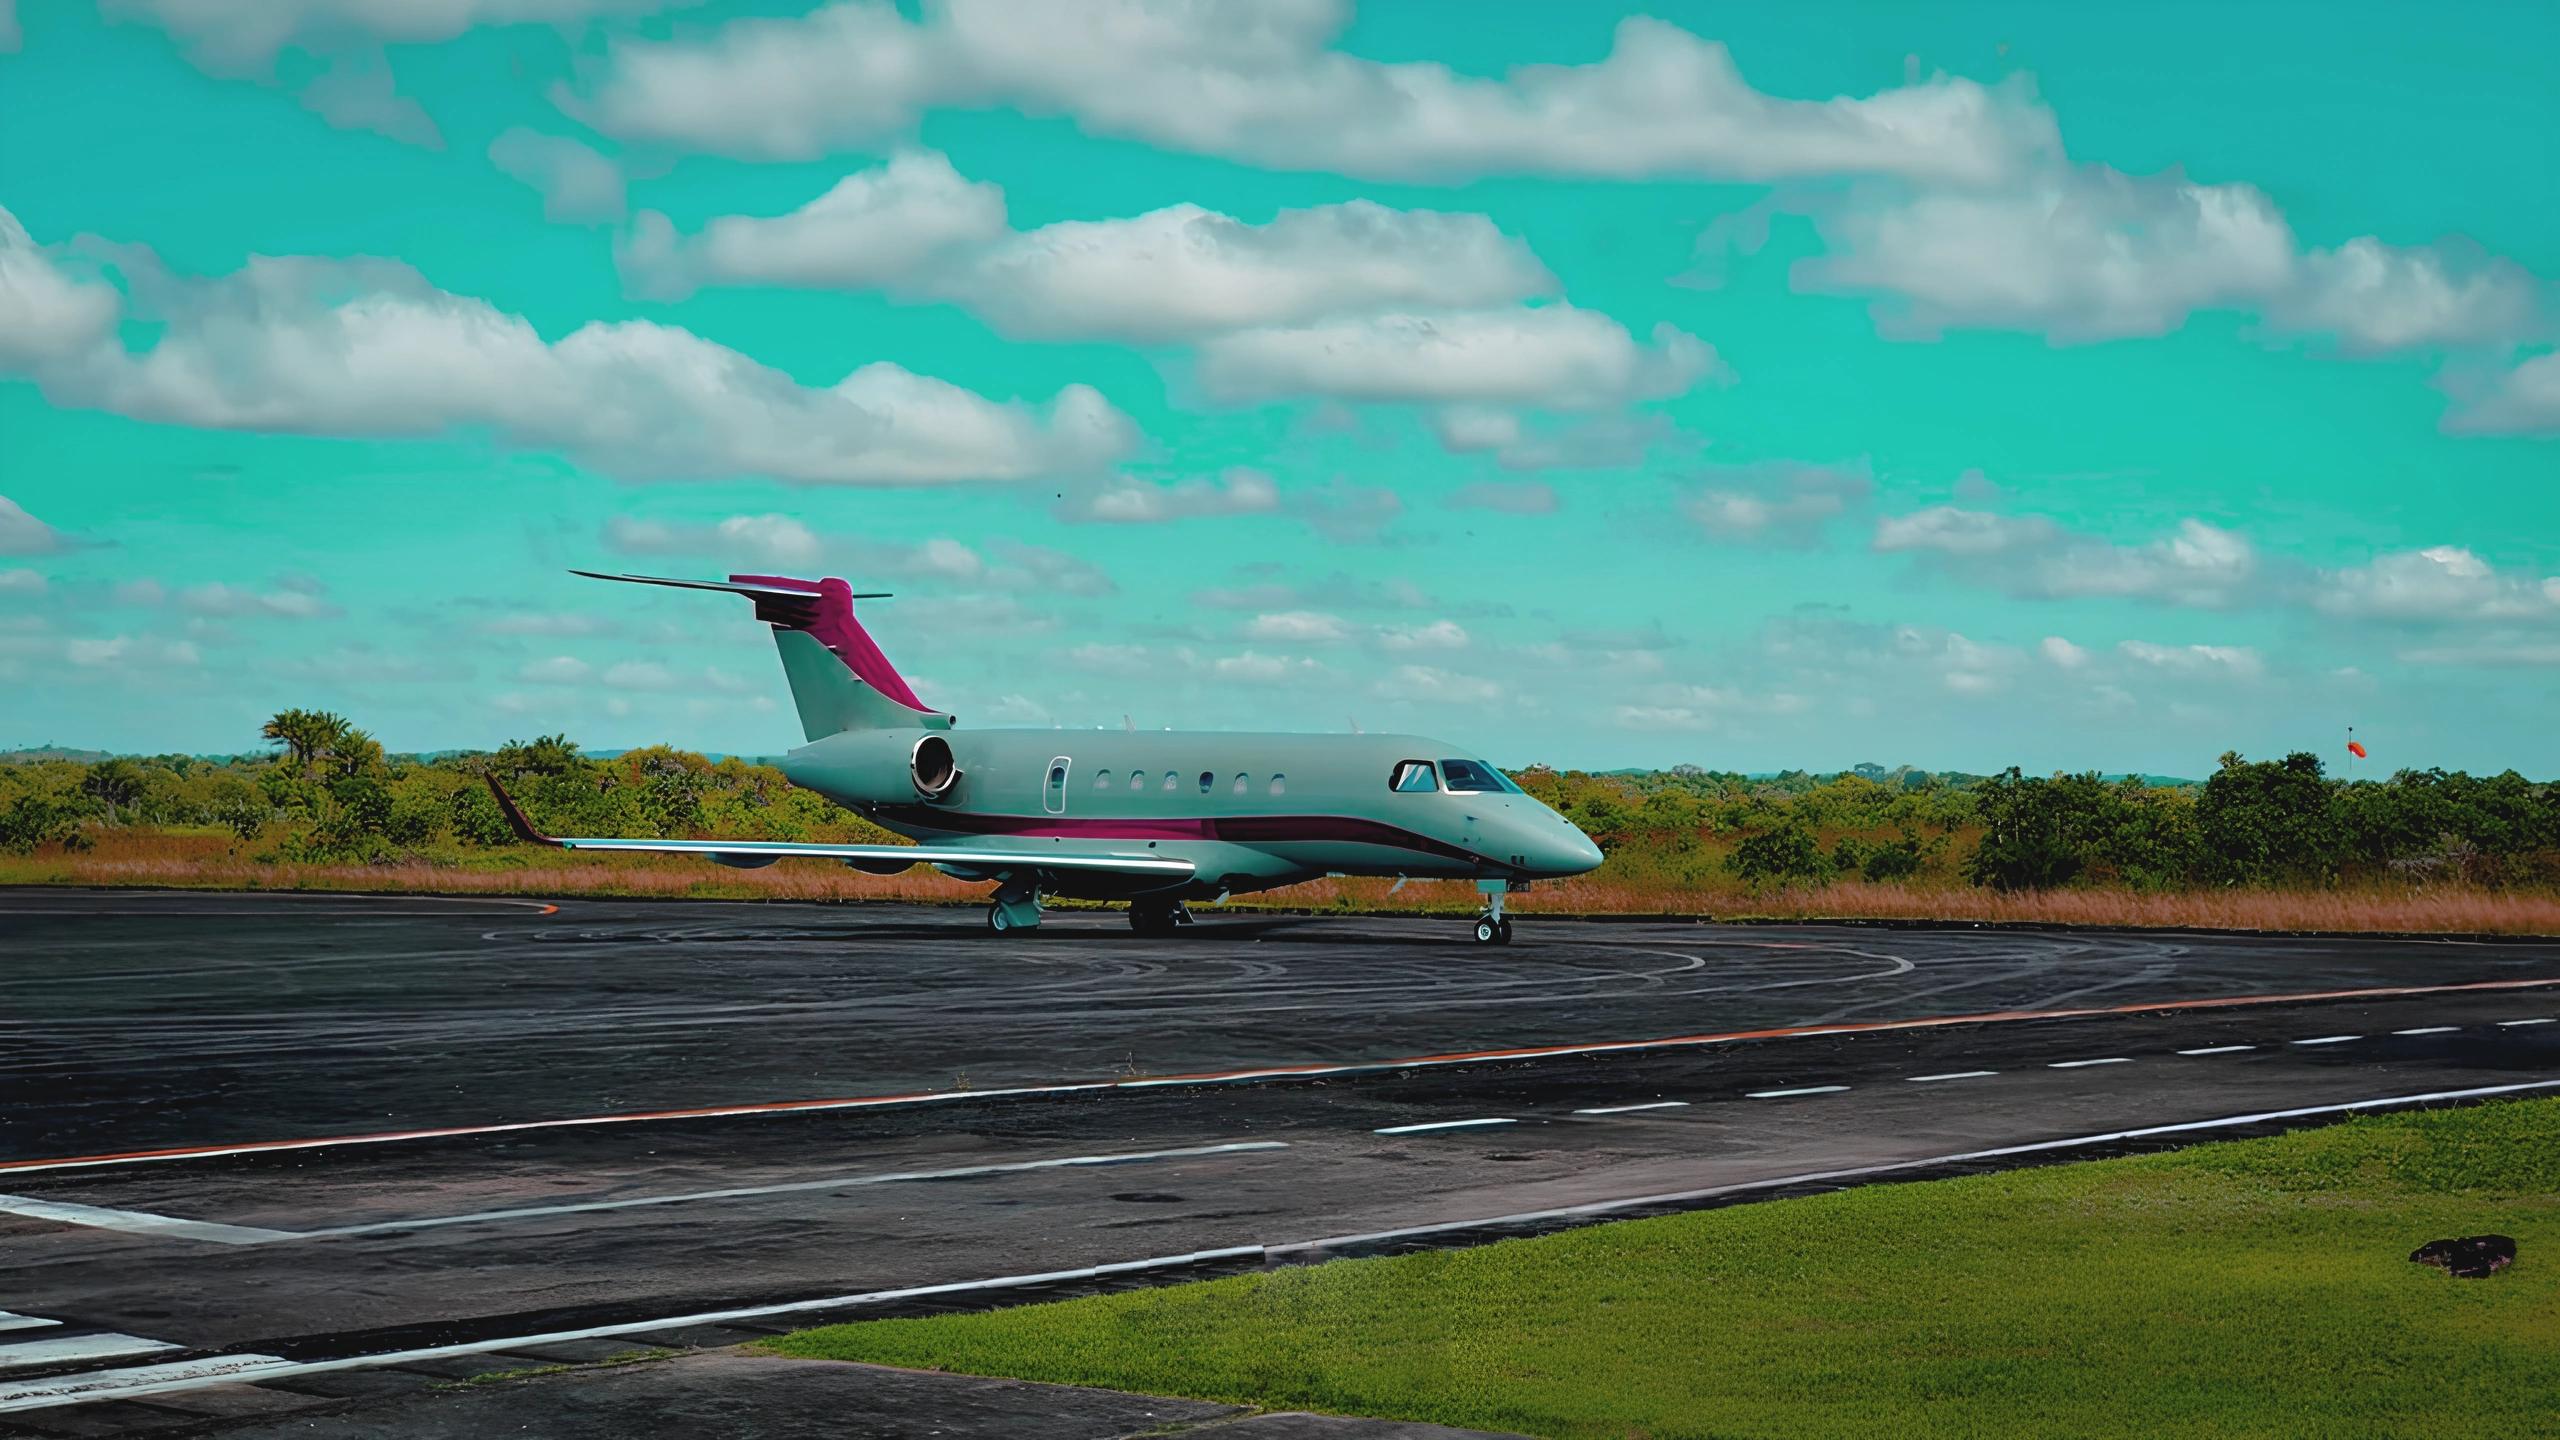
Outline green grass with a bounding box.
[770,1101,2560,1439]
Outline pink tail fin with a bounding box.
[728,574,930,712]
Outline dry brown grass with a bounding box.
[6,832,2558,935]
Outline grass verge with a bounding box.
[769,1100,2560,1440]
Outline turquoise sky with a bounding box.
[2,1,2554,773]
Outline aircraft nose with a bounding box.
[1533,819,1604,877]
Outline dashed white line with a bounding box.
[1571,1102,1690,1116]
[0,1196,293,1247]
[2498,1018,2554,1027]
[2292,1036,2362,1046]
[1375,1118,1514,1135]
[0,1334,178,1373]
[2177,1046,2255,1056]
[1906,1071,1999,1083]
[2049,1058,2131,1069]
[1745,1086,1849,1098]
[0,1316,58,1336]
[2393,1027,2460,1036]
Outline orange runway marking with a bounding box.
[5,973,2555,1176]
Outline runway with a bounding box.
[3,891,2556,1431]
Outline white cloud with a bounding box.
[0,216,1136,485]
[601,517,1111,596]
[2396,638,2560,667]
[605,513,824,569]
[1198,306,1719,410]
[965,200,1552,343]
[1244,610,1350,643]
[2313,546,2560,623]
[177,580,341,619]
[1689,463,1872,543]
[517,655,595,684]
[1377,619,1469,652]
[0,568,43,597]
[623,149,1004,295]
[1432,407,1674,472]
[0,1,18,53]
[0,495,75,556]
[1874,509,2257,608]
[297,49,443,148]
[104,0,679,69]
[65,634,202,668]
[1063,641,1152,676]
[1380,663,1500,705]
[602,660,681,690]
[489,128,626,223]
[576,4,2056,186]
[474,610,616,637]
[1212,650,1326,684]
[0,210,120,370]
[2116,640,2264,679]
[2039,635,2090,669]
[1798,162,2542,352]
[1056,469,1281,524]
[2445,351,2560,437]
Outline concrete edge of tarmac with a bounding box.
[5,880,2557,943]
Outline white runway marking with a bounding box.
[0,1316,59,1335]
[2499,1018,2554,1027]
[2048,1058,2130,1068]
[2393,1027,2460,1036]
[0,1334,177,1373]
[1906,1071,1998,1083]
[292,1141,1290,1240]
[23,1079,2560,1416]
[1746,1086,1848,1098]
[1572,1102,1689,1115]
[0,1195,295,1246]
[2292,1036,2361,1046]
[1375,1118,1514,1135]
[2177,1045,2255,1055]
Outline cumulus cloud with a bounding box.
[1798,162,2543,351]
[104,0,682,69]
[1244,610,1350,643]
[0,568,43,597]
[574,3,2056,185]
[2116,640,2264,679]
[1874,508,2257,608]
[298,49,443,148]
[1379,663,1500,705]
[2312,546,2560,623]
[0,211,1135,485]
[1198,307,1720,410]
[1211,650,1327,685]
[489,128,626,223]
[602,514,1112,595]
[2443,351,2560,437]
[0,496,77,556]
[0,1,18,53]
[2039,635,2090,669]
[1688,463,1873,544]
[605,513,826,569]
[1377,619,1468,652]
[1431,407,1676,472]
[623,149,1003,295]
[176,578,341,619]
[1055,469,1281,524]
[0,211,121,369]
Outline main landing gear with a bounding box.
[1471,879,1514,946]
[1128,900,1192,936]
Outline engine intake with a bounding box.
[911,733,961,801]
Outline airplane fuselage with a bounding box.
[779,726,1603,902]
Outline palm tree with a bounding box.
[262,709,351,775]
[80,759,146,825]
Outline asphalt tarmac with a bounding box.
[2,891,2556,1433]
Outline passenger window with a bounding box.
[1231,773,1248,796]
[1389,760,1438,793]
[1163,773,1179,791]
[1128,771,1146,790]
[1269,774,1287,795]
[1093,769,1113,790]
[1198,770,1214,793]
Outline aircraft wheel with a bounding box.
[988,904,1013,933]
[1472,915,1500,945]
[1495,918,1513,945]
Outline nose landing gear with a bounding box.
[1128,899,1192,936]
[987,880,1043,933]
[1470,879,1514,945]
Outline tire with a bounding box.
[1495,918,1513,945]
[1473,917,1499,944]
[988,905,1013,933]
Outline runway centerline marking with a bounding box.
[1746,1086,1848,1098]
[1376,1118,1514,1135]
[2392,1028,2459,1036]
[2049,1058,2130,1068]
[11,971,2558,1177]
[1572,1102,1689,1115]
[0,1195,296,1246]
[2292,1036,2361,1046]
[24,1080,2560,1416]
[1906,1071,1998,1083]
[2500,1018,2554,1027]
[2177,1045,2255,1055]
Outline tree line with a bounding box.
[3,713,2555,893]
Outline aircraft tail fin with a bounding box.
[573,570,953,741]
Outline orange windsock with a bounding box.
[2348,740,2368,759]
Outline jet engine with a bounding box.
[911,733,961,801]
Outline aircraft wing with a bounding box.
[482,776,1194,880]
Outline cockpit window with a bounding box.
[1438,758,1519,793]
[1388,760,1439,793]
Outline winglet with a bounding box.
[483,774,561,847]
